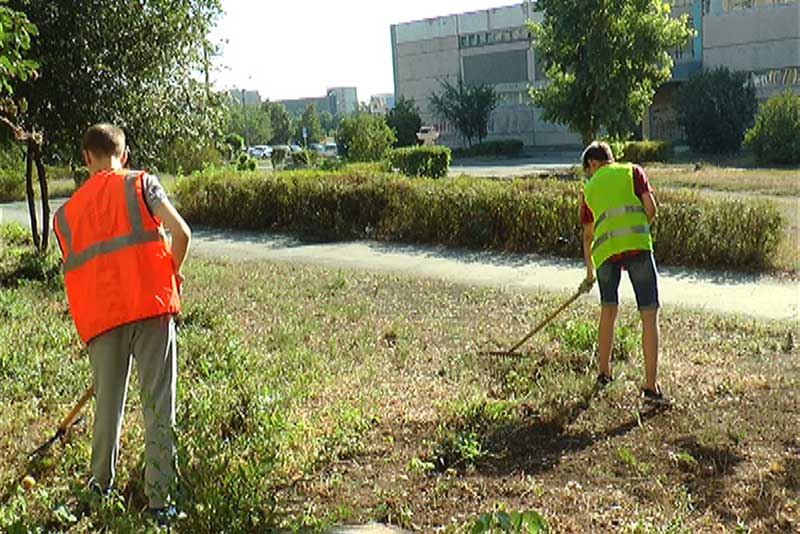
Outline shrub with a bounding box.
[174,168,787,271]
[291,149,320,168]
[271,146,290,169]
[389,146,451,179]
[224,133,245,158]
[452,140,524,158]
[336,114,396,162]
[0,172,23,202]
[161,137,224,175]
[745,91,800,165]
[675,67,757,154]
[236,153,257,172]
[618,140,672,163]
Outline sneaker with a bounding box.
[596,373,613,387]
[149,506,185,529]
[641,386,671,406]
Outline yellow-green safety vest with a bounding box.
[583,163,652,268]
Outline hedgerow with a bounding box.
[174,167,786,271]
[388,146,451,179]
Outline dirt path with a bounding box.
[2,200,797,321]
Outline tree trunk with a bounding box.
[33,143,50,251]
[24,138,40,250]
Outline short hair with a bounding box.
[82,123,126,158]
[581,141,615,169]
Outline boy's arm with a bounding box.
[582,223,595,282]
[642,191,657,224]
[153,201,191,278]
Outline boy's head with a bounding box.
[581,141,614,176]
[82,123,128,173]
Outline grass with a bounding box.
[0,228,798,532]
[645,164,800,197]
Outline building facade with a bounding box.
[278,87,359,117]
[369,93,397,115]
[228,89,262,107]
[391,0,800,148]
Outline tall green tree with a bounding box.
[429,78,498,146]
[676,67,756,154]
[318,110,336,136]
[386,96,422,147]
[295,104,323,145]
[263,101,293,145]
[228,104,272,146]
[529,0,692,144]
[7,0,225,167]
[336,114,396,162]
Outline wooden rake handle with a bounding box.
[57,385,94,432]
[505,289,585,354]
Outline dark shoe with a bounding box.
[596,373,613,388]
[149,506,185,529]
[641,386,671,407]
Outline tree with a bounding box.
[745,91,800,165]
[295,104,323,145]
[429,78,498,146]
[336,114,396,162]
[0,3,50,252]
[529,0,692,144]
[386,96,422,147]
[675,67,757,154]
[263,101,293,145]
[228,104,272,146]
[319,110,336,136]
[7,0,226,168]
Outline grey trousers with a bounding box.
[88,314,177,509]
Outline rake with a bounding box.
[481,279,593,357]
[28,385,94,459]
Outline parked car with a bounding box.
[289,144,303,153]
[322,142,338,158]
[247,145,272,159]
[309,143,325,154]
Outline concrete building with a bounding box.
[391,0,800,148]
[228,89,262,107]
[278,87,359,117]
[369,93,396,115]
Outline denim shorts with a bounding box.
[597,251,660,310]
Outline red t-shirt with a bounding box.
[581,164,652,264]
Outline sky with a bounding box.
[210,0,519,102]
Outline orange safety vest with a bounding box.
[53,169,181,343]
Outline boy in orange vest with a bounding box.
[53,124,191,526]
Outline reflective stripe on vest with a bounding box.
[57,172,162,274]
[592,225,651,253]
[593,204,646,235]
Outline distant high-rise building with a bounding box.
[277,87,359,117]
[228,89,262,107]
[369,93,396,115]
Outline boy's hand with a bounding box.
[579,275,595,294]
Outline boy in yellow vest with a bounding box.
[579,141,668,405]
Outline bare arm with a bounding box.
[582,223,595,281]
[153,200,191,277]
[642,191,657,224]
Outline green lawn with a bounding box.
[0,229,797,533]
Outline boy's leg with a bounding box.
[624,252,661,392]
[596,260,622,377]
[598,305,618,377]
[641,308,659,391]
[131,315,177,510]
[88,325,134,492]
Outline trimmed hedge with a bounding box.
[174,168,786,271]
[452,140,524,158]
[619,141,672,163]
[388,146,451,179]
